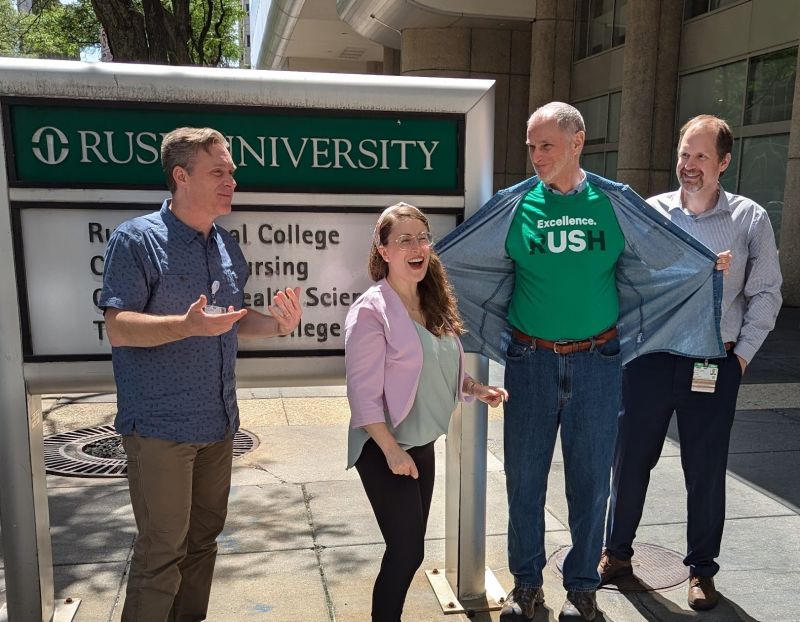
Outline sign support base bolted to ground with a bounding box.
[426,567,506,615]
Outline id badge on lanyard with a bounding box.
[691,360,718,393]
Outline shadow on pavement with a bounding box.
[460,602,560,621]
[741,307,800,384]
[622,588,762,622]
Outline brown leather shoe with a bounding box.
[688,575,720,611]
[598,550,632,584]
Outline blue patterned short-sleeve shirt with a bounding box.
[99,200,249,443]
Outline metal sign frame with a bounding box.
[0,57,496,621]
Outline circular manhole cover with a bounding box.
[44,425,259,478]
[547,543,689,593]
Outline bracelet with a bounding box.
[465,378,478,395]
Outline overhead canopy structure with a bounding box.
[252,0,534,71]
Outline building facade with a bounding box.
[250,0,800,303]
[240,0,252,68]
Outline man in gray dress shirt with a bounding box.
[599,114,782,611]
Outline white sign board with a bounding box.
[18,206,458,356]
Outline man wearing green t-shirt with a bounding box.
[499,102,623,622]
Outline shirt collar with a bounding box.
[668,185,733,218]
[542,171,587,196]
[160,199,217,244]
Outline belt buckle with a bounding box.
[553,340,572,354]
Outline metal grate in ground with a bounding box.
[547,543,689,592]
[43,425,259,478]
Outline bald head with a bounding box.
[528,102,585,136]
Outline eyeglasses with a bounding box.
[390,232,434,251]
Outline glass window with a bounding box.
[685,0,744,19]
[612,0,627,46]
[589,0,615,55]
[720,138,740,190]
[574,0,627,60]
[710,0,742,9]
[574,0,590,61]
[744,47,797,125]
[684,0,709,19]
[575,96,609,145]
[608,91,621,142]
[677,61,747,129]
[604,151,618,179]
[739,134,788,244]
[582,152,605,175]
[574,92,619,178]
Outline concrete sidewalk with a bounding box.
[1,309,799,621]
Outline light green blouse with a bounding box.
[347,322,460,468]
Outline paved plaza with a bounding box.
[1,309,799,621]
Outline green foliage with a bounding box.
[0,0,101,60]
[0,0,18,57]
[0,0,243,66]
[189,0,244,67]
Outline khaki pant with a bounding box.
[121,433,233,622]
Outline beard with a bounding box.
[535,156,570,186]
[678,170,704,193]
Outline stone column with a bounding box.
[779,47,800,305]
[529,0,574,110]
[401,27,530,190]
[400,28,471,77]
[617,0,682,196]
[382,47,400,75]
[528,0,575,175]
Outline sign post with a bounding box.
[0,58,496,619]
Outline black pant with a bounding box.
[355,438,436,622]
[605,351,742,577]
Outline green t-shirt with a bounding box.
[505,181,624,340]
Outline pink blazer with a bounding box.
[344,279,473,429]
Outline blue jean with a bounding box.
[504,335,622,591]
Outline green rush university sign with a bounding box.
[4,100,463,194]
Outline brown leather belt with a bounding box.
[724,342,735,351]
[511,326,618,355]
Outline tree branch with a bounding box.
[89,0,148,62]
[195,0,214,65]
[171,0,192,64]
[211,0,226,66]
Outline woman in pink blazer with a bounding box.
[345,203,507,622]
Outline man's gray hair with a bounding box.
[528,102,585,135]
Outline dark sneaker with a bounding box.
[688,575,720,611]
[499,585,544,621]
[598,549,633,584]
[559,590,598,621]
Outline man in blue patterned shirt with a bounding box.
[99,127,302,622]
[600,115,782,611]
